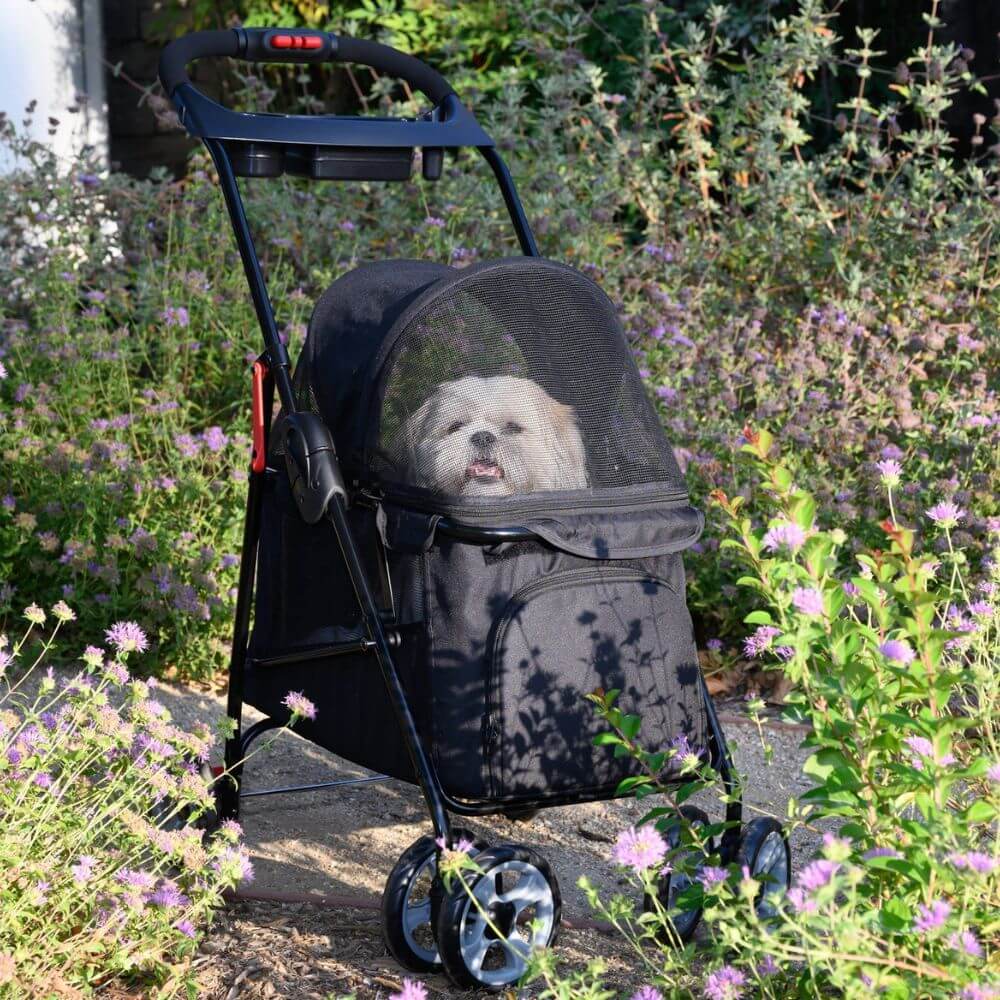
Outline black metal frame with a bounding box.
[162,27,741,854]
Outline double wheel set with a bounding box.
[378,811,792,991]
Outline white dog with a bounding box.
[391,375,589,497]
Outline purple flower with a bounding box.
[71,855,97,885]
[762,521,807,552]
[281,690,317,721]
[879,639,915,664]
[706,638,723,652]
[988,762,1000,784]
[904,735,955,770]
[435,835,475,854]
[863,846,901,860]
[0,361,7,380]
[390,980,428,1000]
[950,929,983,958]
[880,444,904,460]
[173,433,201,459]
[757,956,779,977]
[105,621,148,654]
[116,869,156,890]
[202,426,228,453]
[948,852,996,875]
[161,306,190,328]
[175,919,197,938]
[630,988,664,1000]
[697,865,729,889]
[423,217,445,229]
[875,459,903,487]
[743,625,781,658]
[961,987,1000,1000]
[149,880,189,908]
[791,587,824,616]
[797,859,839,893]
[913,899,951,934]
[703,965,747,1000]
[926,502,965,528]
[612,825,668,874]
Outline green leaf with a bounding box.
[744,610,774,626]
[620,714,641,740]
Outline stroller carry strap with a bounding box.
[377,503,441,554]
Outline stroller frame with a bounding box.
[160,27,743,854]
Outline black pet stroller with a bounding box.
[159,28,792,990]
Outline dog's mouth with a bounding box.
[465,460,504,482]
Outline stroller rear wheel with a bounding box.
[381,829,486,973]
[642,805,714,944]
[435,843,560,991]
[736,817,791,920]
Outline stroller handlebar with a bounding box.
[159,28,455,106]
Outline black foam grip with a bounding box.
[334,36,454,104]
[159,30,239,95]
[159,29,454,106]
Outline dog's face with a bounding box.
[391,375,589,497]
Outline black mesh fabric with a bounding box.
[290,256,685,503]
[367,258,684,497]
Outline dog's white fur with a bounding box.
[391,375,588,497]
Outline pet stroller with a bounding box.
[159,28,792,990]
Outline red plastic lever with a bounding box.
[269,33,323,51]
[251,360,269,474]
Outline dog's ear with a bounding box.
[388,395,436,483]
[548,399,589,489]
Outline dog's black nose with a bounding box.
[469,431,496,449]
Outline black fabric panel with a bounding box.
[296,259,453,472]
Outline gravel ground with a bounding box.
[148,680,820,1000]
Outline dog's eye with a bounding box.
[502,421,524,435]
[446,420,465,435]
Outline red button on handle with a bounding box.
[270,34,294,49]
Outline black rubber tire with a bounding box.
[435,843,561,992]
[642,805,714,945]
[381,829,485,974]
[501,807,539,823]
[735,817,791,919]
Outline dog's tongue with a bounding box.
[466,461,503,481]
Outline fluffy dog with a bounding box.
[391,375,588,497]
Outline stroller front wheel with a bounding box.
[736,817,791,921]
[380,830,485,973]
[435,844,561,991]
[642,805,714,944]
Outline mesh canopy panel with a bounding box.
[369,258,683,498]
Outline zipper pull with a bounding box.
[483,714,500,751]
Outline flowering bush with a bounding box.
[0,603,253,996]
[521,431,998,998]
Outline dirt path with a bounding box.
[154,682,820,999]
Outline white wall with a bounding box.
[0,0,107,173]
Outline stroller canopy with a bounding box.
[289,256,686,509]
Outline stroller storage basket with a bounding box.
[247,256,709,806]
